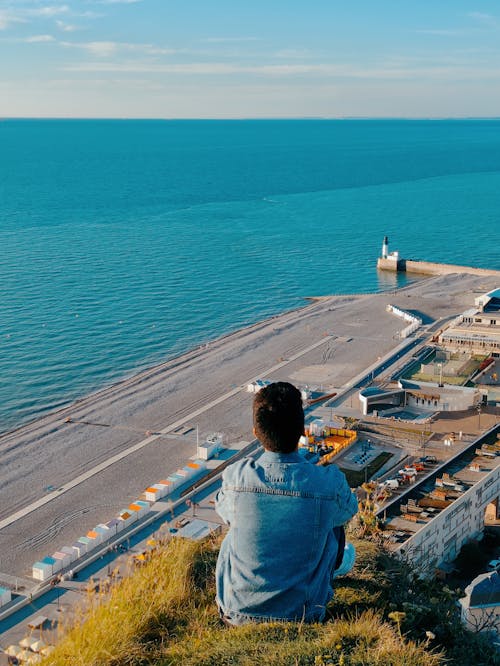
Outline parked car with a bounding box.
[404,466,418,475]
[380,479,400,490]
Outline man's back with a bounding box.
[215,450,358,625]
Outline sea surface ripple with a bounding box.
[1,119,500,432]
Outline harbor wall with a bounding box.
[377,257,500,278]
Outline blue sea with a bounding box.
[1,119,500,433]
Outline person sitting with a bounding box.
[215,381,358,625]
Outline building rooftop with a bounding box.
[383,438,500,547]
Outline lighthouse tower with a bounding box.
[381,236,389,259]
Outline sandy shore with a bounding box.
[0,271,498,578]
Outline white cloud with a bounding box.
[59,60,500,83]
[69,40,120,57]
[274,49,313,59]
[95,0,143,4]
[30,5,70,17]
[76,11,103,19]
[468,12,499,28]
[469,12,493,21]
[145,46,179,56]
[203,37,261,43]
[60,39,181,58]
[0,10,26,30]
[24,34,55,42]
[56,20,79,32]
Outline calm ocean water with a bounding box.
[1,119,500,433]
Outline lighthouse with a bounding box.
[381,236,389,259]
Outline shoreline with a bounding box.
[0,286,403,440]
[0,301,309,440]
[1,270,498,580]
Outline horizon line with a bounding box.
[3,115,500,121]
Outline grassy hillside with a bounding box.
[42,535,498,666]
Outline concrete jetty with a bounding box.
[378,256,500,278]
[377,237,500,277]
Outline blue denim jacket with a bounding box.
[215,450,358,625]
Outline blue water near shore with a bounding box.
[1,119,500,433]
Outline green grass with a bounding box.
[340,452,393,487]
[39,534,500,666]
[409,357,483,386]
[410,373,470,386]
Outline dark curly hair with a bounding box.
[253,382,304,453]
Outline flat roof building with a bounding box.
[439,289,500,355]
[382,426,500,577]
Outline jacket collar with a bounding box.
[259,450,302,463]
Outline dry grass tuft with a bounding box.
[42,537,211,666]
[40,534,497,666]
[163,608,441,666]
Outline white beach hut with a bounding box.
[128,502,147,520]
[71,541,87,558]
[118,509,137,527]
[106,518,121,534]
[167,474,181,489]
[77,536,91,553]
[49,555,62,573]
[95,524,110,541]
[61,546,76,563]
[86,529,103,547]
[135,500,151,515]
[144,486,160,503]
[52,551,71,570]
[32,557,56,580]
[145,483,169,502]
[188,458,207,476]
[156,480,171,494]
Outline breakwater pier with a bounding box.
[377,236,500,277]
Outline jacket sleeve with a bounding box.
[215,467,234,526]
[332,468,358,526]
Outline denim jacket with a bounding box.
[215,450,358,625]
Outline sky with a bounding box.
[1,0,500,118]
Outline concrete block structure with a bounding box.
[197,433,224,460]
